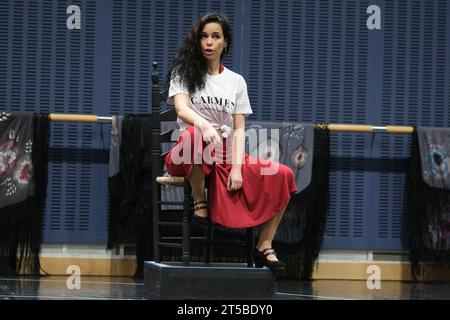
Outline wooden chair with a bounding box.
[150,62,255,266]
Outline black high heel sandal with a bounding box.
[191,200,212,227]
[254,248,285,271]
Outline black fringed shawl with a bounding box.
[409,129,450,281]
[274,125,330,279]
[0,113,49,275]
[107,115,153,277]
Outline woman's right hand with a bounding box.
[202,123,221,145]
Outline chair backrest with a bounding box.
[150,62,182,263]
[150,62,179,179]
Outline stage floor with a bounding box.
[0,275,449,300]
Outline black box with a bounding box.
[144,261,275,299]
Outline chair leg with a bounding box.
[246,227,255,267]
[182,179,191,265]
[152,183,161,263]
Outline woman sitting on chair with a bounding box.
[164,12,297,271]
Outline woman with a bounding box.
[164,12,297,271]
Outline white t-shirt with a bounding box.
[167,66,253,132]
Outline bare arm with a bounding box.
[174,93,209,131]
[231,114,246,170]
[227,114,245,191]
[173,93,221,144]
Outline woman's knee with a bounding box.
[278,164,295,180]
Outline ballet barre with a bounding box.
[48,113,415,134]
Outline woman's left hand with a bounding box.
[227,168,243,191]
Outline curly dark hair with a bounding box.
[165,12,232,95]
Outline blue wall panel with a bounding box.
[1,0,450,250]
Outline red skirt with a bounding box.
[164,125,298,228]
